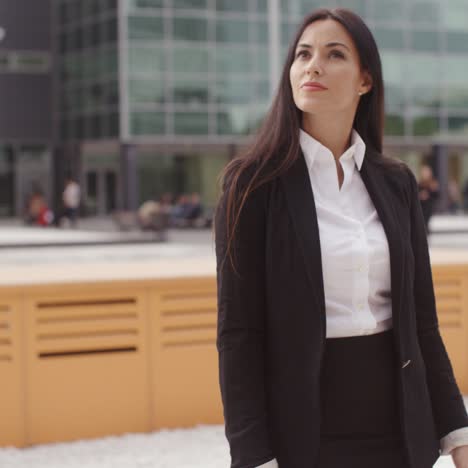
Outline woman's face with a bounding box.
[289,19,372,117]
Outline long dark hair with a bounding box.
[214,7,403,273]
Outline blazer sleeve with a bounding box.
[215,171,275,468]
[407,168,468,439]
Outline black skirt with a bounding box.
[317,328,411,468]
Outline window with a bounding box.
[173,46,210,73]
[174,112,209,134]
[173,0,207,8]
[412,116,439,136]
[131,112,166,135]
[216,19,250,43]
[129,46,166,73]
[373,28,404,50]
[215,45,252,74]
[173,18,208,41]
[410,31,440,52]
[129,16,164,40]
[172,77,210,105]
[129,78,165,105]
[216,0,248,12]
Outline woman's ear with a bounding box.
[361,69,373,94]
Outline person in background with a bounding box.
[418,164,439,234]
[61,176,81,228]
[448,178,461,214]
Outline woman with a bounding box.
[214,8,468,468]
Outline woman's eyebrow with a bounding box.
[296,41,350,51]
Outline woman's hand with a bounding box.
[452,445,468,468]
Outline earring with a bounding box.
[358,91,364,96]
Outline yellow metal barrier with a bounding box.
[0,258,467,447]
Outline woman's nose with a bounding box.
[306,55,323,75]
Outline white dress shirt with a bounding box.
[254,128,468,468]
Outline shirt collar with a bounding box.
[299,127,366,171]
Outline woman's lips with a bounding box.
[302,84,328,91]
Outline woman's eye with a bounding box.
[330,50,344,58]
[297,50,309,58]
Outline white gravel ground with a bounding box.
[0,423,457,468]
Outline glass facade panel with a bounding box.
[384,115,405,136]
[446,32,468,53]
[215,79,253,104]
[441,0,468,30]
[252,19,269,44]
[215,45,252,74]
[409,2,438,24]
[172,77,210,105]
[404,55,439,85]
[129,16,164,40]
[412,116,439,136]
[443,56,468,85]
[410,31,440,52]
[380,52,403,85]
[128,0,164,9]
[173,18,208,41]
[173,0,207,8]
[373,28,404,50]
[216,108,251,135]
[410,86,441,109]
[174,112,209,134]
[384,85,404,110]
[129,78,165,104]
[448,117,468,134]
[445,88,468,109]
[129,46,166,73]
[216,0,248,12]
[371,0,404,21]
[131,112,166,135]
[173,46,210,73]
[216,19,250,43]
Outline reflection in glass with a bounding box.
[216,45,252,74]
[173,0,207,8]
[410,30,439,52]
[409,2,438,24]
[215,79,252,104]
[173,77,210,105]
[216,108,251,135]
[174,112,209,134]
[173,46,210,73]
[216,19,250,43]
[445,87,468,109]
[448,117,468,134]
[410,86,441,109]
[384,114,405,136]
[216,0,248,12]
[446,32,468,53]
[129,78,165,105]
[131,112,166,135]
[173,18,208,41]
[129,46,165,73]
[373,28,404,50]
[413,116,439,136]
[128,16,164,40]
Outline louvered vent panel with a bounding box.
[160,290,217,348]
[34,297,140,358]
[435,278,463,328]
[0,303,12,362]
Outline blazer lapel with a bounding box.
[280,147,405,353]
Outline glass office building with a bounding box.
[54,0,468,215]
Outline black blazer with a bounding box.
[215,147,468,468]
